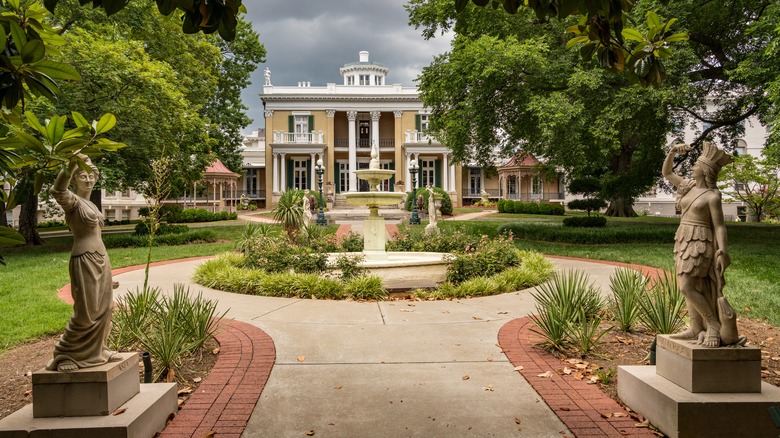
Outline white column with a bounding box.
[442,153,449,192]
[405,152,411,192]
[370,111,381,149]
[347,111,357,192]
[450,159,456,193]
[310,153,317,190]
[272,153,279,193]
[280,153,287,192]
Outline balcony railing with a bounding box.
[334,138,396,148]
[504,192,565,201]
[222,190,266,200]
[464,189,500,198]
[272,130,325,144]
[405,130,437,143]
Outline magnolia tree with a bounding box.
[719,153,780,223]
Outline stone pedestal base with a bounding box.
[656,335,761,393]
[32,353,140,417]
[362,215,386,253]
[0,383,177,438]
[618,366,780,438]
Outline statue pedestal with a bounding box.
[618,336,780,438]
[362,214,388,260]
[0,353,178,438]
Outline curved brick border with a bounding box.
[56,256,276,438]
[499,317,655,437]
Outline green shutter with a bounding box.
[335,163,341,194]
[434,159,441,188]
[389,161,395,187]
[286,158,293,190]
[308,115,314,133]
[288,115,294,133]
[415,114,421,131]
[306,160,311,190]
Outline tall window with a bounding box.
[293,160,308,190]
[339,162,349,193]
[380,162,392,191]
[294,115,309,142]
[508,176,517,198]
[347,76,354,85]
[532,175,544,199]
[421,159,435,188]
[359,74,370,85]
[419,114,430,131]
[374,76,382,85]
[246,168,258,195]
[469,168,481,196]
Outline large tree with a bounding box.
[408,1,678,216]
[719,151,780,222]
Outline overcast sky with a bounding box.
[240,0,453,135]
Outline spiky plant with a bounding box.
[272,190,304,240]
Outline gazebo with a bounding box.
[194,159,240,212]
[497,154,563,202]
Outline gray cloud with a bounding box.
[240,0,452,134]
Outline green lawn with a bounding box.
[3,216,779,353]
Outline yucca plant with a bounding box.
[608,267,647,332]
[137,308,197,382]
[235,222,274,254]
[528,304,571,352]
[272,190,304,240]
[345,275,387,300]
[566,309,612,354]
[637,269,686,334]
[110,286,162,351]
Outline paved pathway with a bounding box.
[111,256,621,437]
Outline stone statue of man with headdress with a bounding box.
[662,141,744,347]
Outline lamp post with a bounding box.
[315,159,326,226]
[409,159,421,225]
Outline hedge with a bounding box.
[167,208,238,223]
[497,200,564,216]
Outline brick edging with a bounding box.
[499,317,656,437]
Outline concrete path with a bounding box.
[113,256,617,438]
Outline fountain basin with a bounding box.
[328,251,450,284]
[344,191,404,207]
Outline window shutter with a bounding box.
[434,160,441,188]
[308,116,314,133]
[335,164,341,194]
[415,115,421,131]
[286,159,293,190]
[389,161,395,187]
[306,160,311,190]
[288,116,294,133]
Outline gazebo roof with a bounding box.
[499,154,539,170]
[204,159,240,179]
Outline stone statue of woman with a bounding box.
[424,186,440,236]
[662,141,742,347]
[47,156,117,371]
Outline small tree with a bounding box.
[272,190,304,241]
[567,177,607,217]
[719,153,780,222]
[140,156,172,290]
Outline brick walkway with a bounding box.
[499,317,657,437]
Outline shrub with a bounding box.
[386,225,480,253]
[565,309,612,354]
[272,190,304,239]
[344,275,387,300]
[497,221,674,244]
[497,199,507,213]
[445,234,520,284]
[134,222,189,236]
[404,186,453,215]
[562,216,608,228]
[167,208,237,223]
[340,232,365,252]
[637,269,686,334]
[608,267,647,332]
[332,253,366,280]
[244,235,328,274]
[139,205,182,221]
[37,219,66,228]
[235,222,276,254]
[103,230,217,248]
[512,201,524,214]
[454,276,502,297]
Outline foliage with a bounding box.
[234,222,275,253]
[44,0,246,41]
[529,269,604,351]
[498,221,673,244]
[138,205,182,221]
[242,235,327,274]
[102,229,217,248]
[565,309,612,355]
[719,153,780,222]
[134,222,188,236]
[562,216,608,228]
[332,253,366,281]
[403,185,453,215]
[272,190,304,239]
[344,275,387,301]
[567,176,607,216]
[167,208,237,223]
[445,233,521,284]
[339,232,365,252]
[36,219,66,228]
[637,269,686,334]
[386,225,480,253]
[499,200,564,216]
[109,284,226,382]
[608,267,647,332]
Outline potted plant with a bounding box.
[395,180,405,192]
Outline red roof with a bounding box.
[204,159,240,177]
[501,154,539,168]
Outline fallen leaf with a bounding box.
[305,431,315,436]
[616,337,633,345]
[514,418,522,424]
[514,365,524,372]
[212,347,220,355]
[772,357,780,361]
[635,419,650,428]
[613,412,629,417]
[566,358,583,364]
[193,377,202,383]
[575,363,588,370]
[767,337,775,341]
[600,412,612,419]
[561,367,572,375]
[483,384,494,391]
[537,371,553,378]
[297,356,306,362]
[442,310,450,314]
[462,375,470,380]
[559,407,570,411]
[24,371,32,378]
[773,371,780,376]
[497,311,508,314]
[400,309,414,313]
[200,432,216,438]
[588,376,600,384]
[487,357,494,362]
[745,306,751,312]
[407,303,415,307]
[573,372,585,380]
[177,388,193,395]
[112,408,127,416]
[472,316,483,320]
[23,390,31,397]
[335,386,343,390]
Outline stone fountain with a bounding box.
[338,144,449,286]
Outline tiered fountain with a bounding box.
[339,144,449,284]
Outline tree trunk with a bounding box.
[19,190,43,246]
[90,189,102,212]
[0,201,8,227]
[605,197,638,217]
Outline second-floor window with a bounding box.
[347,76,354,85]
[374,76,382,85]
[294,115,309,142]
[360,74,370,85]
[420,114,430,131]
